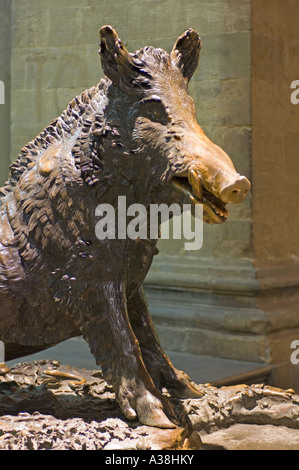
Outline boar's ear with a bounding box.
[99,25,134,85]
[171,29,201,82]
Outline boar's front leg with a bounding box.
[82,281,178,428]
[128,287,204,399]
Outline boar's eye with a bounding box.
[139,97,168,124]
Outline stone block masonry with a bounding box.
[0,0,11,185]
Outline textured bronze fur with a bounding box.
[0,27,250,427]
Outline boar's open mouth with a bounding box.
[172,169,229,224]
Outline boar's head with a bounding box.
[98,26,250,224]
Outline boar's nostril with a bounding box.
[220,176,251,204]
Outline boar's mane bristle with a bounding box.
[0,80,110,201]
[126,47,170,93]
[107,46,172,97]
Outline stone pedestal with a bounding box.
[1,360,299,450]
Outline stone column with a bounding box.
[251,0,299,389]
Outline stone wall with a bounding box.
[10,0,252,270]
[0,0,11,186]
[147,0,253,289]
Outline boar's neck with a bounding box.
[0,78,165,273]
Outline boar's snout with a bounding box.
[219,175,251,204]
[172,136,251,224]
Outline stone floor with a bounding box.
[201,424,299,450]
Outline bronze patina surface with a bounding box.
[0,27,250,428]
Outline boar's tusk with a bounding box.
[188,167,203,200]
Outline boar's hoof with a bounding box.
[166,368,205,399]
[169,381,204,399]
[136,394,178,429]
[118,387,178,429]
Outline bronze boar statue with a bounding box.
[0,26,250,428]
